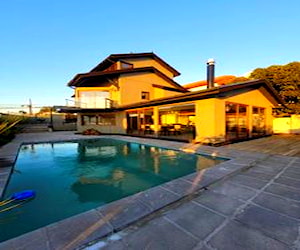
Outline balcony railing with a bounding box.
[65,98,114,109]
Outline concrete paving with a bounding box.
[0,132,300,250]
[93,155,299,250]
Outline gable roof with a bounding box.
[67,66,188,92]
[120,79,284,110]
[90,52,180,77]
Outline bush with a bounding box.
[0,114,24,146]
[82,128,101,135]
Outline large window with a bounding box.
[81,114,116,126]
[127,109,154,134]
[226,102,248,140]
[79,91,110,108]
[252,107,266,136]
[158,103,195,140]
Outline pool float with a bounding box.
[0,190,35,213]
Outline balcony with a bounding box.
[65,98,114,109]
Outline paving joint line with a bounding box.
[200,155,297,247]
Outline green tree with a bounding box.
[250,62,300,114]
[229,76,249,84]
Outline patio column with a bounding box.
[248,105,253,138]
[195,99,226,144]
[153,107,159,136]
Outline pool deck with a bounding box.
[0,132,300,250]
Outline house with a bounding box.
[58,52,283,144]
[183,75,237,91]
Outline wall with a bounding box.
[195,98,225,143]
[123,57,175,79]
[273,115,300,134]
[224,88,275,135]
[52,114,76,131]
[194,88,277,143]
[77,112,126,134]
[119,72,181,106]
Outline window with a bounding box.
[225,102,248,140]
[120,61,133,69]
[141,91,150,100]
[252,107,265,136]
[81,114,116,126]
[98,114,116,125]
[79,91,110,108]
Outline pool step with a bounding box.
[18,124,50,133]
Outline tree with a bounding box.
[228,76,249,84]
[250,62,300,114]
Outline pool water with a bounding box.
[0,138,225,242]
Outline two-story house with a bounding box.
[59,52,283,144]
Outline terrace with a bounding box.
[0,132,300,249]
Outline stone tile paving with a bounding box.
[1,132,300,249]
[88,147,300,250]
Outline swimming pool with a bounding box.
[0,138,225,242]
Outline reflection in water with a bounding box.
[71,169,126,203]
[1,138,225,242]
[79,169,125,185]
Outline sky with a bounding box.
[0,0,300,108]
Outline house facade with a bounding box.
[58,52,283,144]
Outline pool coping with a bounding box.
[0,134,270,249]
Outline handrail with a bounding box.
[65,98,114,109]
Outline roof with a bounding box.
[58,79,284,113]
[68,66,188,92]
[120,79,283,110]
[183,75,237,89]
[90,52,180,77]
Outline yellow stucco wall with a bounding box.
[122,57,175,78]
[195,98,225,143]
[224,88,275,134]
[119,72,181,105]
[194,88,276,143]
[273,115,300,134]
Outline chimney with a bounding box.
[207,58,215,88]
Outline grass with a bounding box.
[0,114,26,146]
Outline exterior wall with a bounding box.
[224,88,275,135]
[77,112,126,134]
[194,89,276,143]
[52,114,76,131]
[273,115,300,134]
[195,98,225,143]
[121,57,175,78]
[119,72,181,106]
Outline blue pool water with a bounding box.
[0,138,225,242]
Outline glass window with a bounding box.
[252,107,265,136]
[141,92,150,100]
[225,102,248,140]
[120,62,133,69]
[82,115,97,125]
[98,114,116,126]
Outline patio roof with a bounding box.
[119,79,284,110]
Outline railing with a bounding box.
[65,98,114,109]
[65,99,87,108]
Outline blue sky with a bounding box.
[1,0,300,107]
